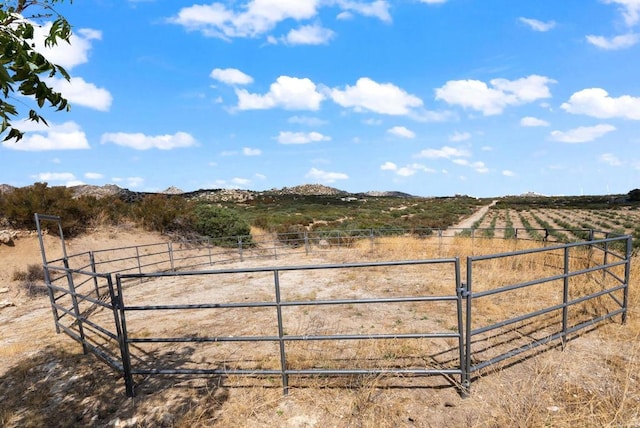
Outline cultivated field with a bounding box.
[0,210,639,427]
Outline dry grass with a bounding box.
[1,232,638,427]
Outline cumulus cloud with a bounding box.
[550,124,617,143]
[330,77,423,115]
[520,116,550,127]
[335,0,392,22]
[101,131,197,150]
[34,25,102,70]
[586,33,640,49]
[519,17,556,32]
[603,0,640,26]
[380,161,397,170]
[47,77,113,111]
[415,146,471,159]
[282,23,335,45]
[236,76,325,110]
[435,75,556,115]
[243,147,262,155]
[453,159,489,173]
[169,1,319,39]
[599,153,623,166]
[305,167,348,183]
[210,68,254,85]
[387,126,415,138]
[31,172,77,183]
[561,88,640,119]
[502,170,516,177]
[379,161,434,176]
[85,172,104,180]
[277,131,331,144]
[448,131,471,142]
[2,121,90,151]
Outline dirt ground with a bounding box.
[1,224,639,427]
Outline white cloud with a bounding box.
[282,23,335,45]
[243,147,262,156]
[31,172,77,182]
[47,77,113,111]
[419,0,448,4]
[101,131,197,150]
[586,33,640,49]
[2,121,90,151]
[277,131,331,144]
[454,159,489,173]
[387,126,415,138]
[330,77,423,115]
[232,177,251,186]
[305,167,348,183]
[519,17,556,32]
[561,88,640,119]
[336,1,392,22]
[599,153,623,166]
[169,1,320,39]
[435,75,556,115]
[520,116,550,127]
[113,176,144,188]
[550,124,617,143]
[288,115,327,126]
[448,131,471,142]
[210,68,254,85]
[502,170,516,177]
[236,76,324,110]
[395,163,436,176]
[85,172,104,180]
[34,24,102,70]
[415,146,471,159]
[603,0,640,26]
[380,161,397,170]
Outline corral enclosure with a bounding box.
[36,213,633,399]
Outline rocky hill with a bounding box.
[0,183,415,202]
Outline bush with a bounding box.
[12,264,48,297]
[193,205,252,247]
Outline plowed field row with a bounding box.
[467,207,640,242]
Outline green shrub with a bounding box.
[193,204,252,247]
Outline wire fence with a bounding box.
[35,214,633,397]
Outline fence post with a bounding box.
[561,245,570,349]
[237,237,244,262]
[304,231,309,255]
[273,269,289,395]
[168,242,175,271]
[370,229,375,252]
[90,251,100,298]
[208,238,213,266]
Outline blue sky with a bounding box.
[2,0,640,197]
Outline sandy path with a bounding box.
[441,200,497,237]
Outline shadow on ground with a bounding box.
[0,345,228,427]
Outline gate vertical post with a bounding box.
[304,231,309,255]
[561,245,570,349]
[90,252,100,298]
[238,237,244,262]
[273,269,289,394]
[454,257,468,397]
[622,236,632,324]
[66,268,88,354]
[463,256,473,395]
[370,229,375,252]
[114,274,135,397]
